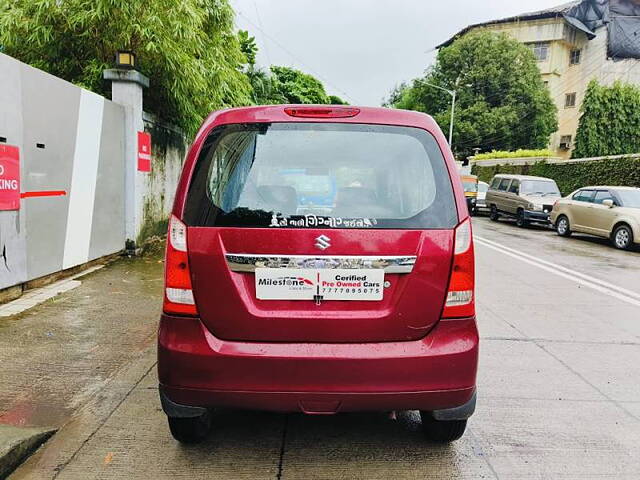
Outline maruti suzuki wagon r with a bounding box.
[158,105,478,444]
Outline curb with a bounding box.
[0,425,56,479]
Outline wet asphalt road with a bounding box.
[5,217,640,479]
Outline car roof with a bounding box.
[578,186,640,191]
[492,174,555,181]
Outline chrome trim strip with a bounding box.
[225,254,417,274]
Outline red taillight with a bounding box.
[163,215,198,316]
[442,218,475,319]
[284,107,360,118]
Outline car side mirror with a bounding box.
[602,199,615,208]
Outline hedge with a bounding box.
[473,149,554,160]
[471,157,640,195]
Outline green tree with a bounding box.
[244,62,347,106]
[246,68,287,105]
[269,66,332,104]
[238,30,258,68]
[236,31,347,106]
[383,82,412,108]
[572,80,640,158]
[391,31,557,158]
[0,0,252,135]
[329,95,348,105]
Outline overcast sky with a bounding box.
[231,0,566,106]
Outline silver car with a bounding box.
[486,175,561,227]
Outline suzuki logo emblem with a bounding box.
[315,235,331,250]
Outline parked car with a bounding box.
[475,181,489,215]
[486,174,561,227]
[551,186,640,250]
[461,175,478,215]
[159,105,478,444]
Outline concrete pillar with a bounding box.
[103,69,149,249]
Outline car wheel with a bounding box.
[612,224,634,251]
[556,215,572,237]
[516,209,529,228]
[489,205,500,222]
[168,411,212,444]
[420,411,467,443]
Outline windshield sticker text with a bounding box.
[269,213,378,229]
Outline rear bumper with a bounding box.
[158,315,479,414]
[160,387,477,419]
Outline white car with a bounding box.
[474,181,489,214]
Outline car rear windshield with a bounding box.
[183,123,458,229]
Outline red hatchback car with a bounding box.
[158,105,478,444]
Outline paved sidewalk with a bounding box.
[0,256,162,431]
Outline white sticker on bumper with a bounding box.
[255,268,384,301]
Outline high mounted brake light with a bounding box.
[163,215,198,316]
[284,107,361,118]
[442,218,475,319]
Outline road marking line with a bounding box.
[474,236,640,308]
[476,235,640,301]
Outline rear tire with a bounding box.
[420,411,467,443]
[489,205,500,222]
[516,209,529,228]
[556,215,572,237]
[612,224,634,251]
[168,412,212,444]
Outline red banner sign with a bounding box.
[137,132,152,172]
[0,144,21,210]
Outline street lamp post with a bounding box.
[420,77,465,150]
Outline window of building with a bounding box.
[559,135,573,149]
[570,49,582,65]
[565,93,577,108]
[543,81,549,88]
[529,42,550,62]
